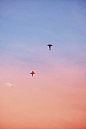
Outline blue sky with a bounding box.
[0,1,86,129]
[0,0,86,69]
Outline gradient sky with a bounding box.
[0,0,86,129]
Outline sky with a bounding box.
[0,0,86,129]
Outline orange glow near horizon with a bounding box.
[0,60,86,129]
[0,1,86,128]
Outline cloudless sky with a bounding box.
[0,0,86,129]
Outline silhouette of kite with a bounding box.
[47,44,53,50]
[30,71,35,77]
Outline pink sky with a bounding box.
[0,1,86,128]
[0,59,86,129]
